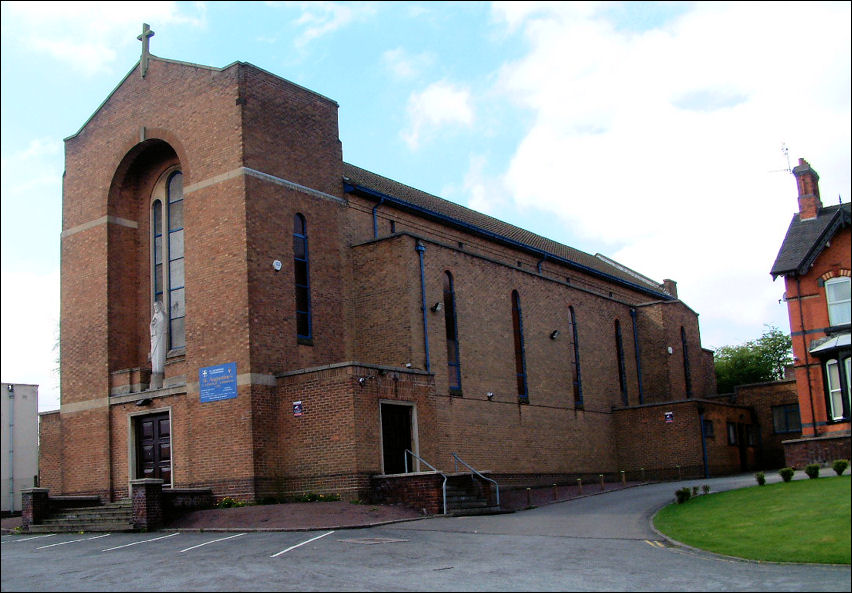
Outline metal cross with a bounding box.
[138,23,155,78]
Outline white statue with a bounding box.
[149,301,167,389]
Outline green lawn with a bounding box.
[653,475,850,564]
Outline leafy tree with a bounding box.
[714,325,793,394]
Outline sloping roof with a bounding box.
[809,332,851,355]
[342,163,673,300]
[771,203,851,278]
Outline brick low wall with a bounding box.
[371,472,444,515]
[783,432,851,468]
[162,488,214,522]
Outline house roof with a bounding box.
[770,202,851,278]
[342,163,674,300]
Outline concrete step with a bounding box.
[46,509,132,521]
[448,506,512,517]
[27,522,135,533]
[447,498,492,509]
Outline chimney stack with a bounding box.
[662,279,678,299]
[792,158,822,220]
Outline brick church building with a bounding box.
[39,28,768,506]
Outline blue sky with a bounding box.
[1,1,850,412]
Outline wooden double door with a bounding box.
[135,412,172,485]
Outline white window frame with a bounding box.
[825,358,847,421]
[825,276,851,326]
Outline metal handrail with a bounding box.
[404,449,448,515]
[452,452,500,507]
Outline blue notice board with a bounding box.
[199,362,238,403]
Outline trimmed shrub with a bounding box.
[755,471,766,486]
[216,496,246,509]
[833,459,849,476]
[292,492,341,503]
[675,487,691,504]
[804,463,820,479]
[779,467,795,482]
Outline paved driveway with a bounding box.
[2,473,850,591]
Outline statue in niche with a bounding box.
[149,300,167,390]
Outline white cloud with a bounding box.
[402,81,475,150]
[292,1,374,48]
[381,47,435,80]
[3,1,205,75]
[487,1,850,346]
[459,155,511,217]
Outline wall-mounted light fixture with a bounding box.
[486,392,494,400]
[357,375,376,386]
[667,346,673,354]
[550,330,560,340]
[135,398,152,407]
[431,302,443,312]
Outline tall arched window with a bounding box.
[294,214,312,341]
[512,290,528,402]
[151,170,185,350]
[443,272,462,394]
[166,172,185,349]
[615,320,627,406]
[569,306,583,408]
[681,326,692,398]
[152,200,164,307]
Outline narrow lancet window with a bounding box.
[294,214,312,341]
[443,272,462,394]
[512,290,528,402]
[681,326,692,398]
[570,306,583,408]
[615,320,628,406]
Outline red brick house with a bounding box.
[771,158,851,467]
[39,33,770,507]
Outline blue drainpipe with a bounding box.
[416,241,431,373]
[372,197,385,239]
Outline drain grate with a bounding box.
[338,537,409,545]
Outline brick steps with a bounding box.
[28,500,135,533]
[445,475,511,516]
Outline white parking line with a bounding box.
[37,534,111,549]
[179,532,246,553]
[101,532,179,551]
[3,534,57,543]
[271,531,334,558]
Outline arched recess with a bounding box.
[106,140,182,373]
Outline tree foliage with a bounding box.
[714,325,793,394]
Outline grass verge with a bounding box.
[653,475,850,564]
